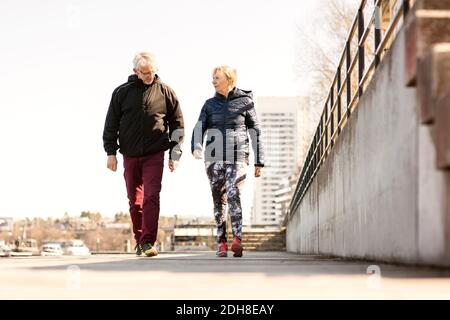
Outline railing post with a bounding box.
[337,67,341,134]
[316,130,319,167]
[307,156,311,187]
[317,121,321,167]
[324,99,328,152]
[319,118,323,164]
[314,132,318,170]
[403,0,410,17]
[346,41,352,116]
[312,135,316,174]
[330,85,335,147]
[358,8,365,98]
[374,0,381,67]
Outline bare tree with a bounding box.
[296,0,361,110]
[84,228,132,251]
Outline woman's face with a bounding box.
[212,71,229,94]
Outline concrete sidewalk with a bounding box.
[1,251,450,299]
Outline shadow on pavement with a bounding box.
[22,251,450,278]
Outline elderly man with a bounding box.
[103,52,184,257]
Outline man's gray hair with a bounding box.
[133,52,158,70]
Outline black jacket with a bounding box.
[103,74,184,160]
[191,88,264,166]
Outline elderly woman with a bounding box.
[191,66,264,257]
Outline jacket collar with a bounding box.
[214,87,237,101]
[128,74,161,87]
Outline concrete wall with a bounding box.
[417,126,450,265]
[286,26,450,266]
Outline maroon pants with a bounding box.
[123,151,164,245]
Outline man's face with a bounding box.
[135,64,156,85]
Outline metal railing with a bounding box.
[288,0,415,216]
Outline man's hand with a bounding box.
[255,166,262,178]
[107,155,118,172]
[193,149,203,160]
[169,160,179,172]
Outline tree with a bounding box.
[296,0,361,110]
[80,211,102,223]
[83,228,132,252]
[114,212,129,223]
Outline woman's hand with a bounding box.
[255,167,262,178]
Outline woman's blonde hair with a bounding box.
[213,65,237,88]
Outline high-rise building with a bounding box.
[251,97,312,225]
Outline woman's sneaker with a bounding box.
[231,237,243,257]
[142,243,158,257]
[216,240,228,257]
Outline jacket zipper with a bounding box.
[223,97,228,162]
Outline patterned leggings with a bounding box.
[205,162,247,243]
